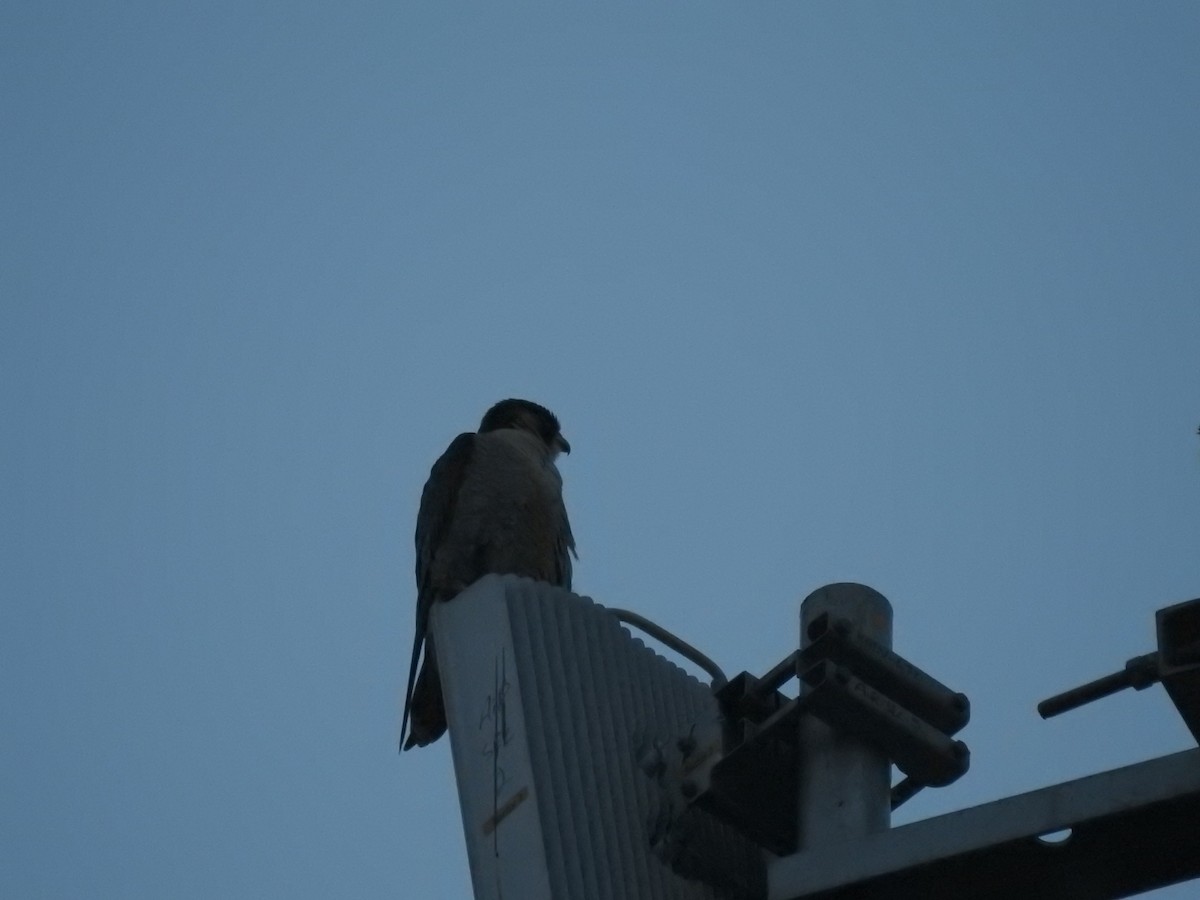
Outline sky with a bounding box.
[3,2,1199,898]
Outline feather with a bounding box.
[401,431,475,751]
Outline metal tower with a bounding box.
[431,575,1200,899]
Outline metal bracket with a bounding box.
[660,596,970,856]
[1039,597,1200,744]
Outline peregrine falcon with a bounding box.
[401,399,576,750]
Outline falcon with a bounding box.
[401,399,576,750]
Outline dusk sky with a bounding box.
[4,4,1199,897]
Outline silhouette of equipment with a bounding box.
[1039,596,1200,743]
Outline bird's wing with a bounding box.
[401,431,475,749]
[555,502,576,591]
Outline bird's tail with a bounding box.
[399,603,428,752]
[403,645,446,750]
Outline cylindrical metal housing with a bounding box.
[797,583,893,848]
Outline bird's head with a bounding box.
[479,398,571,457]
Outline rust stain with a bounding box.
[482,786,529,836]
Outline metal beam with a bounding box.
[770,748,1200,899]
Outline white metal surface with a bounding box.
[432,574,729,900]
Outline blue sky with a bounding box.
[3,3,1198,897]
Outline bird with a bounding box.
[401,399,576,750]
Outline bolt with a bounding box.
[639,745,666,779]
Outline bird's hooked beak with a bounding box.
[555,433,571,455]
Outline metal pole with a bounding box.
[797,583,893,847]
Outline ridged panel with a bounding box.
[504,578,724,900]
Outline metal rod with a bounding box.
[1038,653,1160,719]
[890,776,925,811]
[758,650,800,695]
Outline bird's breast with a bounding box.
[435,431,566,585]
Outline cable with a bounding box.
[609,607,728,689]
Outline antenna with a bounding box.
[430,578,1200,899]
